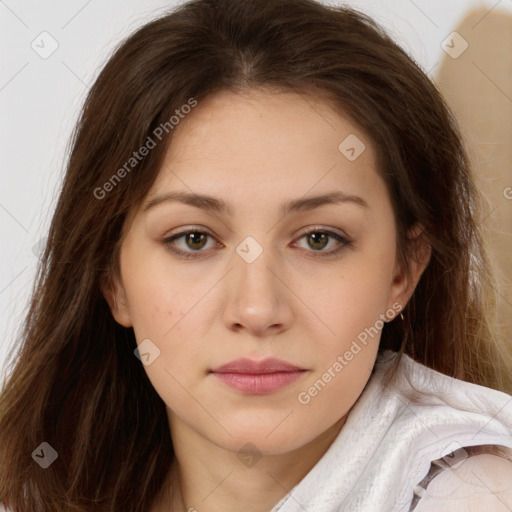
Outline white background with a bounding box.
[1,0,512,378]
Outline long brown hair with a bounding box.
[1,0,511,510]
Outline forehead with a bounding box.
[149,88,382,198]
[165,88,369,162]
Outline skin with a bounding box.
[103,88,431,512]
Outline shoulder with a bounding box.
[414,453,512,511]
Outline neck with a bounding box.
[155,414,347,512]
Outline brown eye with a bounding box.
[163,229,219,258]
[306,232,329,251]
[184,232,208,250]
[163,227,352,260]
[293,229,353,257]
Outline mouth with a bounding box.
[209,357,308,394]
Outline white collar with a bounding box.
[270,350,512,512]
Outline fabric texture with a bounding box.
[408,443,511,510]
[269,349,512,512]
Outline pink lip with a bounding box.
[211,357,305,374]
[210,358,307,394]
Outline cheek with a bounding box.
[292,345,377,451]
[127,281,176,338]
[121,254,211,375]
[121,246,202,336]
[307,245,396,353]
[294,257,392,425]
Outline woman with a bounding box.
[1,0,511,510]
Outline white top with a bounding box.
[2,350,512,511]
[269,349,512,512]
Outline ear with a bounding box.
[100,269,133,328]
[386,223,431,316]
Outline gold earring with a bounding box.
[400,312,405,321]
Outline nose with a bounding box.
[221,243,294,336]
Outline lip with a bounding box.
[211,357,305,374]
[210,358,308,394]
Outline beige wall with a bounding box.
[436,9,512,351]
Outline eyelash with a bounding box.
[162,227,353,259]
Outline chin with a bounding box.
[211,419,317,456]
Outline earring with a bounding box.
[400,312,405,321]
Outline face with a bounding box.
[105,89,428,455]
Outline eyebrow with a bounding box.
[143,190,369,216]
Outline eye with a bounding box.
[163,229,221,259]
[293,228,353,256]
[163,227,353,259]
